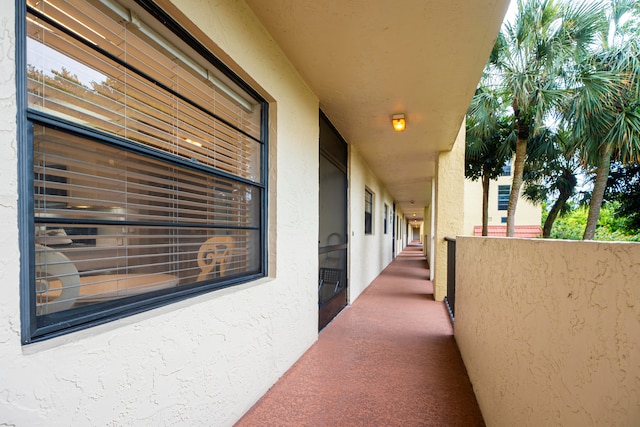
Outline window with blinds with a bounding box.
[498,185,510,211]
[23,0,267,340]
[365,189,373,235]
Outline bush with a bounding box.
[547,202,640,241]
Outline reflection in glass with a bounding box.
[33,125,261,314]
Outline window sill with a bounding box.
[23,275,272,353]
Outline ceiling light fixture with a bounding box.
[392,114,406,132]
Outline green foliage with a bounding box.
[522,129,578,204]
[546,201,640,241]
[487,0,607,236]
[465,112,513,182]
[484,0,640,239]
[523,129,582,237]
[605,162,640,231]
[465,88,515,235]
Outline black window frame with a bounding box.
[18,0,269,343]
[364,188,373,235]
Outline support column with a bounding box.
[423,203,431,259]
[433,121,465,301]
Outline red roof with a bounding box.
[473,225,542,238]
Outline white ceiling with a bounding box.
[246,0,509,221]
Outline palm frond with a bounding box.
[605,108,640,163]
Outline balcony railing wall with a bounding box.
[454,237,640,426]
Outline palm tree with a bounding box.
[565,0,640,239]
[466,88,514,236]
[523,129,580,237]
[488,0,603,236]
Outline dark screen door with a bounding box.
[318,113,347,330]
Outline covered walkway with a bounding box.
[236,245,484,426]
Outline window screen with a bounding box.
[23,0,267,341]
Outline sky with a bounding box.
[505,0,518,25]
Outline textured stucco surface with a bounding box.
[1,0,321,425]
[455,237,640,426]
[433,121,465,301]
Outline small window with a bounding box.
[365,189,373,235]
[498,185,510,211]
[383,204,389,234]
[21,0,267,342]
[500,161,511,176]
[501,217,507,224]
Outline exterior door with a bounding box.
[318,113,348,330]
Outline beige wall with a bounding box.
[348,144,396,303]
[455,237,640,426]
[433,121,466,301]
[1,1,320,425]
[463,165,542,236]
[423,204,432,259]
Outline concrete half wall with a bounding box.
[455,237,640,426]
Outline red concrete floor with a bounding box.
[235,244,484,427]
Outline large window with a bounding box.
[20,0,267,342]
[364,188,373,235]
[498,185,510,211]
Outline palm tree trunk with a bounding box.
[506,137,527,237]
[482,174,490,236]
[543,188,571,238]
[583,145,612,240]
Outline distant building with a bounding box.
[463,160,542,237]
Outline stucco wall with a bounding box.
[423,204,431,259]
[463,173,541,236]
[1,1,320,425]
[348,144,395,303]
[433,121,465,301]
[455,237,640,426]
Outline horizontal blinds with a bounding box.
[34,125,261,315]
[27,0,266,319]
[26,0,262,183]
[34,127,260,227]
